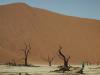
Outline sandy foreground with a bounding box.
[0,65,100,75]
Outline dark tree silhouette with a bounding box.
[77,62,85,74]
[42,55,54,66]
[58,46,70,72]
[6,59,16,66]
[48,56,54,66]
[22,42,31,66]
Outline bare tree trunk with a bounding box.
[41,55,54,66]
[58,46,70,72]
[49,61,52,66]
[77,62,85,74]
[22,42,31,66]
[25,58,28,66]
[48,56,54,66]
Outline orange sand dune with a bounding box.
[0,3,100,64]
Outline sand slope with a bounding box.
[0,3,100,64]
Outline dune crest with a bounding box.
[0,3,100,64]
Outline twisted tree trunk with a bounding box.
[58,46,70,72]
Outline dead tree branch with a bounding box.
[42,55,54,66]
[22,42,31,66]
[58,46,70,72]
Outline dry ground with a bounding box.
[0,65,100,75]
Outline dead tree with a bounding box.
[22,43,31,66]
[48,56,54,66]
[11,59,16,66]
[77,62,85,74]
[5,59,16,66]
[42,55,54,66]
[58,46,70,72]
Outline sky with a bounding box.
[0,0,100,20]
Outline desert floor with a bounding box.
[0,65,100,75]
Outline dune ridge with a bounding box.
[0,3,100,64]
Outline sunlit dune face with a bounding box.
[0,3,100,64]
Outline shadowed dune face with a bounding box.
[0,3,100,64]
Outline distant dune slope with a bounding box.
[0,3,100,64]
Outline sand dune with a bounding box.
[0,3,100,64]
